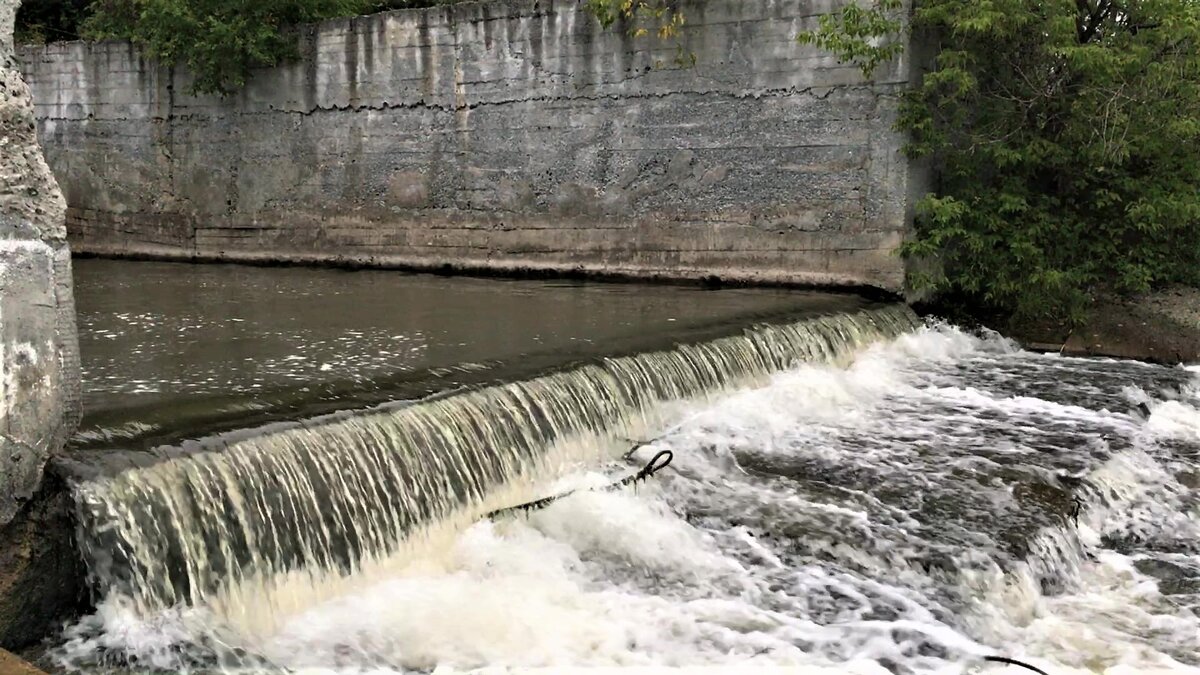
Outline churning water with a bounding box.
[51,312,1200,675]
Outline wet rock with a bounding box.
[1133,558,1200,596]
[1013,479,1077,527]
[1,0,82,649]
[0,472,87,649]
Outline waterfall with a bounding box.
[72,305,920,624]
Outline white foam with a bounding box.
[1146,399,1200,442]
[55,324,1200,675]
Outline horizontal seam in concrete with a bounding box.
[31,83,905,123]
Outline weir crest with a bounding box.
[72,305,921,626]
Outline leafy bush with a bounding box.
[802,0,1200,321]
[19,0,686,93]
[14,0,90,43]
[584,0,691,66]
[82,0,384,95]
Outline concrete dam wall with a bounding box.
[18,0,924,291]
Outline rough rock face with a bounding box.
[0,0,83,649]
[0,472,84,649]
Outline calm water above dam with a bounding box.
[72,258,871,448]
[51,261,1200,675]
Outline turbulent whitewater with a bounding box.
[55,313,1200,674]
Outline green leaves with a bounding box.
[73,0,688,94]
[14,0,90,44]
[796,0,905,78]
[82,0,385,95]
[581,0,691,66]
[808,0,1200,323]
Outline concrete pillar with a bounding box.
[0,0,83,648]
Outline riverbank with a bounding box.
[0,648,47,675]
[1003,287,1200,365]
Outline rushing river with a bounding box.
[50,262,1199,675]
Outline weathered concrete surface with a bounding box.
[18,0,925,291]
[0,0,83,649]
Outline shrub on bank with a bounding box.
[802,0,1200,323]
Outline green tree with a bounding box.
[803,0,1200,321]
[51,0,682,95]
[14,0,90,43]
[82,0,381,95]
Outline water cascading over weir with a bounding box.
[70,306,920,628]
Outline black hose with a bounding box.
[485,450,674,520]
[484,453,1055,675]
[983,655,1051,674]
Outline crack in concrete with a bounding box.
[32,83,899,123]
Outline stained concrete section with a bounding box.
[0,0,83,649]
[18,0,926,292]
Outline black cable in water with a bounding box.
[484,446,1056,675]
[484,450,674,520]
[982,655,1051,674]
